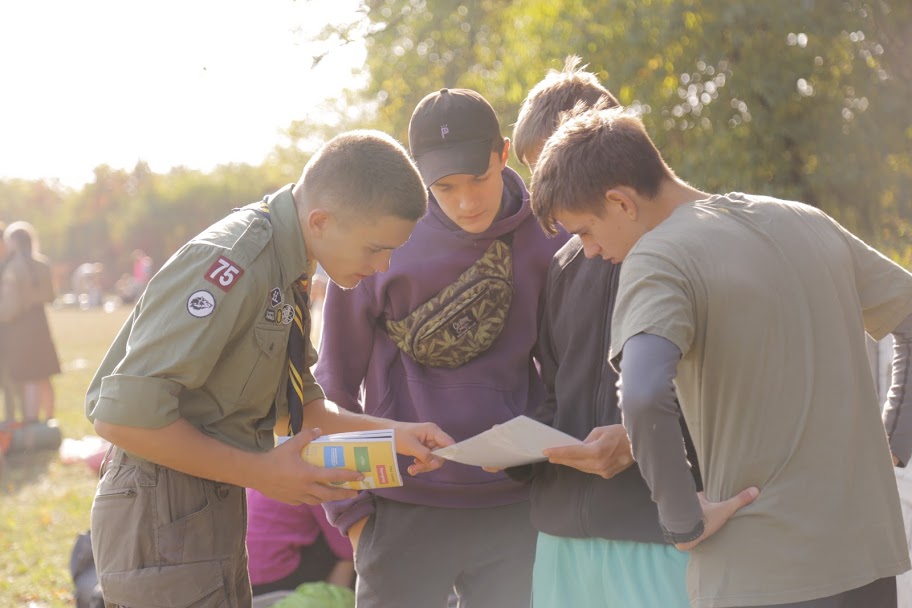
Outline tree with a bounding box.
[320,0,912,255]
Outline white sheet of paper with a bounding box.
[432,415,583,468]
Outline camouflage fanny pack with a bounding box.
[385,234,514,368]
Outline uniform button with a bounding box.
[217,485,230,499]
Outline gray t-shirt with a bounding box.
[610,193,912,607]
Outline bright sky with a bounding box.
[0,0,365,187]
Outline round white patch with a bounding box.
[280,303,295,325]
[187,290,216,318]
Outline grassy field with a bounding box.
[1,307,129,607]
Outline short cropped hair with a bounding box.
[531,106,676,235]
[298,130,427,221]
[513,56,620,168]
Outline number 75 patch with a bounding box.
[205,256,245,292]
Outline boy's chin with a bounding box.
[329,274,361,290]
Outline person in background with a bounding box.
[131,249,153,288]
[0,221,16,423]
[0,221,60,422]
[71,262,105,309]
[246,488,355,596]
[122,249,154,303]
[531,104,912,607]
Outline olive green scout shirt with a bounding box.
[86,184,324,452]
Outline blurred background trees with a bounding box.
[1,0,909,292]
[340,0,911,259]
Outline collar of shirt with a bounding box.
[266,184,313,288]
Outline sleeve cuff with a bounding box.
[662,518,705,544]
[324,492,375,536]
[89,375,183,428]
[301,371,326,407]
[886,412,912,467]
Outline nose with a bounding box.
[581,240,601,259]
[372,250,393,273]
[458,192,479,212]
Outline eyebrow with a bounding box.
[368,242,400,251]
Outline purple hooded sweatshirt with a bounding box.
[316,167,568,534]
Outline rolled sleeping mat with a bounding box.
[8,420,63,453]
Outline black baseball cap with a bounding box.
[408,88,503,187]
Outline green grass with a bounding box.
[0,307,129,607]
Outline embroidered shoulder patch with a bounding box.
[280,304,295,325]
[187,290,216,318]
[205,256,245,292]
[269,287,283,308]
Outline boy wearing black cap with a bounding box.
[316,89,568,607]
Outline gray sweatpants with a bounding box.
[90,449,251,608]
[354,497,536,608]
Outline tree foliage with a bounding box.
[328,0,911,257]
[0,161,293,289]
[1,0,909,287]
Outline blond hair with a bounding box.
[513,56,619,168]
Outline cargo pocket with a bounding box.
[100,560,227,607]
[156,482,214,565]
[91,456,163,578]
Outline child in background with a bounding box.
[246,488,355,596]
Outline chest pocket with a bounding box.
[237,324,287,408]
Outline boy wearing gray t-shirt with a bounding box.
[531,105,912,608]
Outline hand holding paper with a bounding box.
[391,421,454,476]
[543,424,634,480]
[432,416,582,469]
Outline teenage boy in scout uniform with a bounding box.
[86,130,453,607]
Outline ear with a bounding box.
[306,208,332,237]
[605,187,639,221]
[499,139,511,168]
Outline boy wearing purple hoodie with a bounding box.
[316,88,568,607]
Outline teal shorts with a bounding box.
[532,532,690,608]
